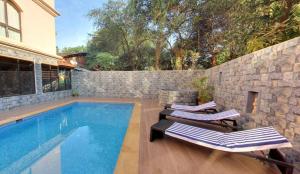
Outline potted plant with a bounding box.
[192,77,214,104]
[72,89,79,97]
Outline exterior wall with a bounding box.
[0,42,71,111]
[0,0,59,56]
[16,0,57,55]
[43,0,55,7]
[205,37,300,167]
[72,70,204,99]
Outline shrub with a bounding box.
[72,89,79,97]
[192,77,214,103]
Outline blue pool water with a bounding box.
[0,102,134,174]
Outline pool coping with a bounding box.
[0,98,141,174]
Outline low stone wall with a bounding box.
[0,91,71,110]
[72,70,204,98]
[0,43,72,111]
[205,37,300,167]
[158,89,198,106]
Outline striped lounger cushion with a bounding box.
[165,122,292,152]
[171,101,216,111]
[170,109,240,121]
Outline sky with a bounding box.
[55,0,107,49]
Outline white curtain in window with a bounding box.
[7,3,20,29]
[0,26,5,37]
[0,1,4,23]
[8,29,20,41]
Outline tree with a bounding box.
[216,0,300,62]
[59,45,87,55]
[87,52,117,70]
[84,0,300,71]
[87,0,153,70]
[130,0,181,70]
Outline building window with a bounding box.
[0,0,21,42]
[42,64,72,93]
[0,57,35,97]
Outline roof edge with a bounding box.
[32,0,60,17]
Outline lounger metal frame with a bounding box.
[164,104,218,113]
[159,109,239,131]
[150,119,294,174]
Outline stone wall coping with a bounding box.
[160,89,197,92]
[84,70,204,73]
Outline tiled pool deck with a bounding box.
[0,98,290,174]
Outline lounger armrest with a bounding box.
[164,104,172,109]
[150,120,174,142]
[159,110,174,120]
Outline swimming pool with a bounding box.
[0,102,134,174]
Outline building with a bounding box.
[62,52,87,68]
[0,0,74,110]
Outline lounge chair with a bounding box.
[159,109,240,130]
[150,119,294,174]
[164,101,217,113]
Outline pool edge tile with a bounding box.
[114,101,141,174]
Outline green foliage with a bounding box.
[87,52,118,71]
[222,0,300,58]
[72,89,79,97]
[216,48,230,65]
[84,0,300,71]
[59,46,87,55]
[192,77,214,103]
[246,37,266,53]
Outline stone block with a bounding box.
[287,114,295,122]
[277,96,289,104]
[279,104,290,114]
[283,72,293,80]
[269,65,278,73]
[261,93,272,100]
[261,74,269,81]
[294,63,300,72]
[281,63,294,72]
[289,98,298,105]
[278,88,293,98]
[278,80,293,87]
[269,73,283,80]
[294,89,300,97]
[278,119,287,129]
[296,116,300,124]
[296,53,300,63]
[295,127,300,134]
[284,129,295,140]
[293,107,300,115]
[294,80,300,87]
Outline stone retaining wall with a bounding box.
[72,70,204,98]
[0,44,72,110]
[72,37,300,169]
[205,37,300,168]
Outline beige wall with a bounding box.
[0,0,58,56]
[43,0,55,7]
